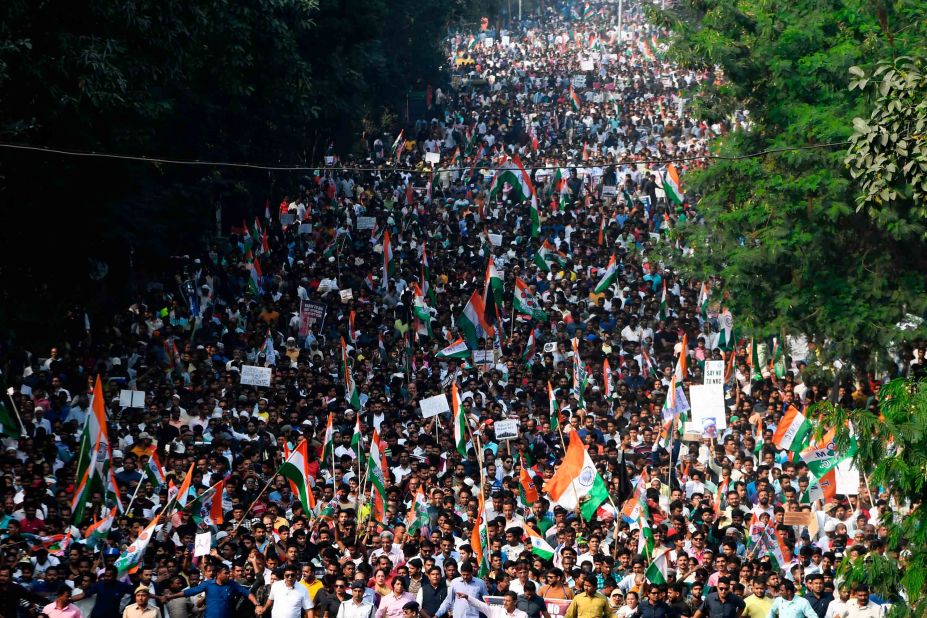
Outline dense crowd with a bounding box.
[0,1,911,618]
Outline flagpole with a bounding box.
[4,388,27,437]
[124,478,146,515]
[233,474,278,533]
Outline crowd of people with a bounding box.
[0,1,911,618]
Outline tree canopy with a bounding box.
[655,0,927,366]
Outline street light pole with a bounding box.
[617,0,624,47]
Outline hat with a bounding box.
[135,586,151,595]
[350,581,366,590]
[824,521,837,533]
[138,432,152,441]
[112,450,124,459]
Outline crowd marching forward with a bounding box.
[0,1,913,618]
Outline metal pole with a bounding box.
[518,0,522,22]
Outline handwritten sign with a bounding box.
[689,384,727,430]
[419,394,451,419]
[494,419,519,440]
[472,350,495,365]
[240,365,272,388]
[602,185,618,196]
[298,301,327,336]
[425,152,441,165]
[194,532,212,557]
[339,289,353,302]
[357,216,377,230]
[279,213,296,226]
[704,360,725,386]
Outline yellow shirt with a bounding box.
[564,592,610,618]
[743,594,773,618]
[301,578,324,602]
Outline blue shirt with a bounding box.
[88,580,135,618]
[769,596,818,618]
[434,576,488,618]
[183,579,253,618]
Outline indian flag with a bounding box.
[321,411,334,462]
[718,308,734,350]
[522,329,537,365]
[526,526,555,560]
[437,338,470,359]
[412,283,434,338]
[348,311,358,345]
[773,406,813,452]
[457,291,493,348]
[489,155,537,202]
[144,452,166,488]
[530,196,541,237]
[351,415,361,452]
[85,507,116,549]
[548,382,560,431]
[645,548,670,584]
[341,338,360,409]
[593,255,618,294]
[637,504,654,559]
[639,40,656,61]
[603,359,613,398]
[533,240,565,272]
[544,430,609,520]
[658,280,668,320]
[367,431,388,513]
[405,487,429,535]
[513,278,548,321]
[281,440,315,514]
[484,257,505,314]
[569,85,581,111]
[697,282,711,321]
[452,381,467,456]
[115,510,161,574]
[391,130,404,159]
[663,164,684,205]
[382,230,393,289]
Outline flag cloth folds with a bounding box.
[0,374,24,436]
[489,156,537,202]
[526,526,555,560]
[593,256,618,293]
[366,431,388,522]
[341,338,361,409]
[115,511,161,574]
[457,291,493,348]
[452,382,468,456]
[382,230,393,289]
[662,164,684,204]
[772,406,813,452]
[321,411,334,462]
[544,430,609,520]
[144,452,166,488]
[513,278,548,321]
[569,85,581,111]
[437,338,470,359]
[280,439,315,514]
[519,467,539,506]
[548,382,560,432]
[645,548,670,584]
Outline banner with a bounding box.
[299,301,327,337]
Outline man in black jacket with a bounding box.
[0,565,61,618]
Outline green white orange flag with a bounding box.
[321,411,334,462]
[772,405,813,452]
[341,337,360,409]
[144,452,166,488]
[645,547,670,584]
[548,382,560,431]
[452,381,467,456]
[662,164,683,205]
[526,525,555,560]
[513,278,548,321]
[489,155,537,203]
[530,197,541,237]
[593,255,618,293]
[405,486,430,535]
[280,439,315,514]
[544,430,609,520]
[115,509,161,574]
[366,431,388,521]
[457,291,493,348]
[382,230,393,289]
[658,280,668,320]
[533,240,566,272]
[436,338,470,359]
[569,85,581,111]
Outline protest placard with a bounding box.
[240,365,272,387]
[494,419,519,440]
[419,394,450,419]
[119,390,146,409]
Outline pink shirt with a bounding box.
[375,592,416,618]
[43,602,83,618]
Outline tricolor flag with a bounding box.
[530,196,541,237]
[391,130,405,159]
[603,359,613,398]
[115,510,161,574]
[526,525,555,560]
[84,507,116,549]
[382,231,393,290]
[663,164,684,205]
[412,283,434,339]
[144,452,166,488]
[645,548,670,584]
[718,307,734,350]
[639,40,656,61]
[348,311,358,345]
[484,257,505,320]
[457,291,493,348]
[544,430,609,520]
[405,486,430,535]
[378,332,388,360]
[658,280,668,320]
[452,381,468,456]
[548,382,560,431]
[280,439,315,514]
[522,329,537,366]
[321,411,334,462]
[533,240,566,272]
[366,431,388,522]
[593,255,618,294]
[674,333,688,382]
[569,85,581,111]
[489,155,537,203]
[597,214,605,246]
[437,338,470,359]
[165,463,195,517]
[772,406,813,452]
[341,338,361,410]
[0,373,24,436]
[513,278,548,321]
[697,282,711,321]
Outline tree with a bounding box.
[816,377,927,617]
[655,0,927,365]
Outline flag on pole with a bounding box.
[526,525,555,560]
[0,374,24,436]
[513,278,548,321]
[412,283,434,338]
[437,338,470,359]
[530,196,541,237]
[405,487,430,535]
[569,85,582,111]
[144,452,166,488]
[367,431,388,522]
[341,338,361,410]
[772,406,813,452]
[519,467,539,506]
[645,548,670,584]
[321,412,334,462]
[165,463,195,516]
[457,291,493,348]
[544,430,609,520]
[391,130,405,159]
[280,439,315,514]
[718,307,734,350]
[114,510,161,574]
[548,382,560,431]
[593,256,618,293]
[662,164,684,205]
[382,231,393,290]
[522,329,537,366]
[488,155,537,203]
[533,240,567,272]
[452,382,468,456]
[84,507,116,549]
[658,280,668,320]
[603,359,614,399]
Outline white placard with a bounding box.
[419,394,451,419]
[483,37,494,48]
[240,365,273,387]
[339,289,353,302]
[836,459,861,495]
[488,233,503,247]
[279,213,296,226]
[119,390,146,409]
[704,361,725,386]
[356,216,377,230]
[544,342,557,353]
[324,156,335,165]
[689,384,727,430]
[494,419,520,440]
[19,384,33,397]
[572,75,587,88]
[580,60,595,71]
[194,532,212,557]
[472,350,495,364]
[501,35,510,46]
[425,152,441,165]
[298,223,313,235]
[602,185,618,196]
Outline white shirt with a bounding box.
[337,599,375,618]
[268,580,314,618]
[464,596,527,618]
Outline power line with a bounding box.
[0,139,849,174]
